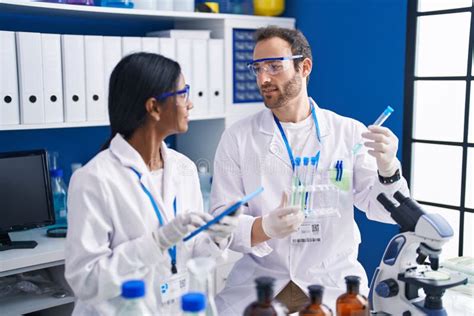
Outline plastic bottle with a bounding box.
[197,164,212,212]
[336,276,369,316]
[243,276,288,316]
[299,285,333,316]
[117,280,151,316]
[50,168,68,226]
[182,292,207,316]
[187,257,218,316]
[48,151,60,171]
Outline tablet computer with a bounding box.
[183,186,264,242]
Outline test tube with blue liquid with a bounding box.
[301,157,310,211]
[290,157,301,206]
[352,106,394,155]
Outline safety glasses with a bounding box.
[155,84,190,106]
[247,55,303,76]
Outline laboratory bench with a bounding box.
[0,227,241,315]
[0,228,74,315]
[0,228,472,315]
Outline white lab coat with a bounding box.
[211,100,410,314]
[65,134,223,315]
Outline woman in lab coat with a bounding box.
[65,53,238,315]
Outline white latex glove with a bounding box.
[207,201,242,246]
[362,125,399,177]
[153,212,210,250]
[262,192,304,239]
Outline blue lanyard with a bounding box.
[273,99,322,170]
[129,167,178,274]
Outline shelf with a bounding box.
[0,114,225,131]
[0,0,294,24]
[0,292,74,315]
[0,121,109,131]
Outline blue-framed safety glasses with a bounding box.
[155,84,190,105]
[247,55,304,76]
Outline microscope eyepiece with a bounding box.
[377,193,396,213]
[394,191,408,203]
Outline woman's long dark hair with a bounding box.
[101,52,181,150]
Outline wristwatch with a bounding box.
[378,169,401,184]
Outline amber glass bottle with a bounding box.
[336,276,369,316]
[299,285,333,315]
[243,276,287,316]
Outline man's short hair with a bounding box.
[254,26,312,82]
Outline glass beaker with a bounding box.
[187,257,218,316]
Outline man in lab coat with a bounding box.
[210,26,410,314]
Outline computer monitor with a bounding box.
[0,149,54,251]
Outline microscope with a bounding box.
[369,191,468,316]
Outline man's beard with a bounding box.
[261,73,302,109]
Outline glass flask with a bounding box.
[187,257,218,316]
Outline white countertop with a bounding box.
[0,228,65,276]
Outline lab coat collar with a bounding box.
[109,133,173,175]
[259,98,329,169]
[258,97,329,138]
[109,134,150,175]
[109,134,178,222]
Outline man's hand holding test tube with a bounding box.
[354,106,400,177]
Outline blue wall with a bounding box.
[284,0,408,280]
[0,127,110,183]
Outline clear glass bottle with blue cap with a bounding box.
[181,292,206,316]
[50,168,68,226]
[48,152,68,227]
[117,280,150,315]
[187,257,218,316]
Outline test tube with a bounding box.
[290,157,301,206]
[306,156,317,214]
[352,106,394,154]
[302,157,310,212]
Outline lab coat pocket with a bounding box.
[329,167,352,192]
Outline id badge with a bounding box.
[160,272,188,306]
[291,216,321,244]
